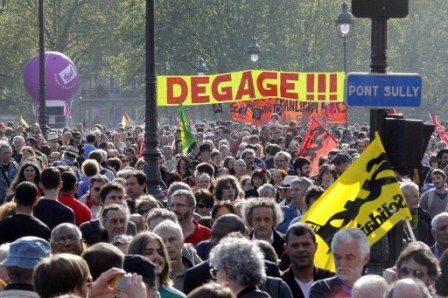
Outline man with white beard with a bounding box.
[310,228,370,298]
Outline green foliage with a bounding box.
[1,0,448,122]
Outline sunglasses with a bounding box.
[92,187,101,192]
[197,204,213,209]
[398,267,425,279]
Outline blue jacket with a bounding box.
[0,161,18,204]
[277,202,302,234]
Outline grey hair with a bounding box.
[0,142,11,153]
[352,275,388,298]
[210,235,266,287]
[331,228,370,257]
[431,212,448,229]
[171,189,196,207]
[400,181,419,198]
[116,169,134,179]
[242,197,284,227]
[274,151,291,162]
[51,223,82,241]
[291,177,314,189]
[257,183,276,198]
[145,208,178,230]
[384,278,432,298]
[167,181,192,204]
[153,220,184,241]
[101,203,129,226]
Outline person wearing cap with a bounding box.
[277,175,296,207]
[331,152,353,175]
[53,145,82,180]
[0,236,51,298]
[277,177,314,234]
[0,143,19,204]
[46,131,60,153]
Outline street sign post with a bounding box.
[345,72,422,108]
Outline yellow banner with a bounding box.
[301,132,411,272]
[157,70,345,106]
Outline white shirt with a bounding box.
[295,277,313,298]
[251,231,274,244]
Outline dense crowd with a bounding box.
[0,115,446,298]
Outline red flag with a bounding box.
[298,118,338,176]
[430,111,448,144]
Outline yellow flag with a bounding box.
[19,116,29,128]
[301,132,411,272]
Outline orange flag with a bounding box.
[298,117,338,176]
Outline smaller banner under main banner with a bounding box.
[231,99,347,125]
[157,70,345,106]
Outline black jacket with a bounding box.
[249,229,285,260]
[183,260,280,295]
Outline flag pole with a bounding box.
[404,220,417,242]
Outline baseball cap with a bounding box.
[1,236,51,269]
[282,175,298,188]
[123,255,156,287]
[331,152,353,164]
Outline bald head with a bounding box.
[352,275,388,298]
[211,214,246,243]
[385,279,431,298]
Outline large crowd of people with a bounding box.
[0,116,446,298]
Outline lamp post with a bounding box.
[38,0,47,138]
[247,37,261,63]
[335,2,354,74]
[143,0,164,201]
[336,2,354,126]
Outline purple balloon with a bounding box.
[23,51,78,101]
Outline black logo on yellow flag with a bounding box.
[301,133,411,270]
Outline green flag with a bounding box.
[178,104,195,153]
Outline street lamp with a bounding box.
[247,37,261,63]
[38,0,47,138]
[143,0,164,201]
[195,57,208,75]
[335,2,354,73]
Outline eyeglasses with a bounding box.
[210,268,218,280]
[275,159,287,163]
[398,267,425,279]
[53,238,80,245]
[169,202,191,209]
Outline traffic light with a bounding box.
[381,117,434,175]
[352,0,409,19]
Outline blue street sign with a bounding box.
[345,73,422,107]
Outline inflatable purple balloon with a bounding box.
[23,51,78,101]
